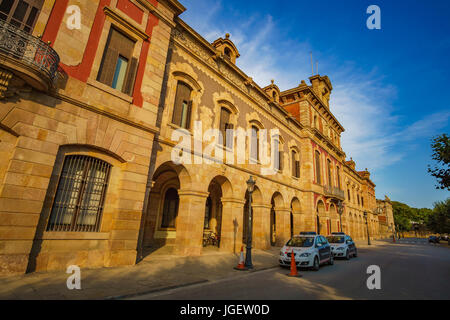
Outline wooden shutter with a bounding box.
[123,57,138,95]
[172,82,192,127]
[185,100,192,129]
[279,151,283,171]
[98,48,119,86]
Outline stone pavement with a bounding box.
[0,247,280,300]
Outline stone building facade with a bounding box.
[0,0,394,275]
[0,0,185,275]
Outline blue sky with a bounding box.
[178,0,450,209]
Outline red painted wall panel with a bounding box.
[117,0,144,24]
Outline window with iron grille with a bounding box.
[47,155,111,232]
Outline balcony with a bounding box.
[324,185,345,200]
[0,19,60,97]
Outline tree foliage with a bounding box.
[392,199,450,234]
[427,198,450,234]
[428,134,450,191]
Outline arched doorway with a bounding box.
[291,197,301,235]
[270,192,284,247]
[270,198,276,246]
[142,161,190,255]
[203,177,227,248]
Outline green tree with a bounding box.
[427,198,450,234]
[392,201,413,232]
[428,134,450,191]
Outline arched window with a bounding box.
[251,125,259,161]
[172,81,192,129]
[224,47,232,61]
[161,188,179,229]
[47,155,112,232]
[315,151,321,184]
[291,150,300,178]
[347,188,351,201]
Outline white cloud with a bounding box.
[180,1,450,173]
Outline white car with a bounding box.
[279,234,333,271]
[326,234,357,260]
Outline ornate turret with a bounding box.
[263,79,281,103]
[212,33,240,64]
[309,74,333,108]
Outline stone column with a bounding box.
[275,208,291,247]
[220,198,245,254]
[252,204,271,250]
[175,190,209,256]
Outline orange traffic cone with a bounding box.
[234,246,247,271]
[288,249,301,277]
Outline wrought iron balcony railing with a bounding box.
[324,185,345,200]
[0,19,60,85]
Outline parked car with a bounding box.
[300,231,317,235]
[279,234,333,271]
[428,236,440,243]
[327,234,357,260]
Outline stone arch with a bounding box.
[290,197,301,236]
[270,191,285,246]
[142,161,192,249]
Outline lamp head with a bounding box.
[247,175,256,193]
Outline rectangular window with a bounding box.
[315,151,321,184]
[47,156,111,232]
[0,0,43,33]
[327,160,332,187]
[220,107,232,147]
[337,167,341,189]
[251,126,259,161]
[97,28,138,95]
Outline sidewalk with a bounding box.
[0,247,280,300]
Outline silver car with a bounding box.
[327,234,357,260]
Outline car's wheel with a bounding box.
[328,254,334,265]
[345,249,350,260]
[313,256,320,271]
[353,249,358,258]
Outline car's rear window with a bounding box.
[327,236,345,243]
[286,237,314,247]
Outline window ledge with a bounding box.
[168,123,193,136]
[87,79,134,104]
[41,232,110,240]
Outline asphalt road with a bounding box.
[132,239,450,300]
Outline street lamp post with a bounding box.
[364,211,371,245]
[337,201,344,233]
[245,176,256,269]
